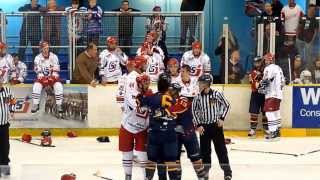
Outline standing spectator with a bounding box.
[180,0,206,49]
[192,74,232,180]
[72,43,99,86]
[145,6,169,65]
[85,0,103,45]
[10,53,27,85]
[113,0,140,56]
[40,0,64,55]
[310,57,320,83]
[99,37,128,84]
[281,0,303,46]
[228,50,245,84]
[215,30,239,83]
[18,0,42,61]
[271,0,284,17]
[296,4,318,66]
[0,79,16,178]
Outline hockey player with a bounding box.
[31,41,64,113]
[248,56,268,138]
[119,55,149,180]
[258,53,285,141]
[177,65,199,98]
[10,54,27,84]
[167,58,180,83]
[116,59,135,111]
[180,41,211,78]
[0,42,15,84]
[137,32,165,82]
[99,36,128,84]
[168,83,206,180]
[136,73,178,180]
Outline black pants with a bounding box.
[119,35,132,56]
[200,123,232,177]
[0,124,10,165]
[180,15,198,47]
[18,29,41,61]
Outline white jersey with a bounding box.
[262,64,285,100]
[281,5,303,36]
[99,49,128,82]
[34,52,60,77]
[171,75,180,84]
[116,73,127,109]
[12,61,27,83]
[0,54,15,83]
[145,54,165,82]
[176,76,199,98]
[181,51,211,78]
[122,71,149,134]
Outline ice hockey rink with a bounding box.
[3,136,320,180]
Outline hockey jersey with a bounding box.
[176,76,199,98]
[11,61,27,83]
[281,4,303,36]
[171,96,195,133]
[181,51,211,78]
[122,70,149,134]
[99,49,128,82]
[249,68,264,92]
[262,64,285,100]
[0,54,15,83]
[34,52,60,78]
[116,73,127,109]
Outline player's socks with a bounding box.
[135,151,148,177]
[192,160,206,178]
[249,113,258,130]
[166,162,178,180]
[157,163,168,180]
[122,151,133,178]
[176,160,181,180]
[145,161,156,180]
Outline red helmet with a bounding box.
[192,41,202,50]
[136,73,150,85]
[61,173,76,180]
[39,41,49,50]
[0,42,7,49]
[167,58,179,66]
[106,36,117,45]
[134,56,147,69]
[22,133,32,143]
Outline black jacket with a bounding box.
[180,0,206,11]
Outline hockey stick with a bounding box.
[12,138,56,147]
[93,171,112,180]
[231,148,299,157]
[299,149,320,156]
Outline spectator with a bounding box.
[228,50,245,84]
[296,69,313,84]
[180,0,206,49]
[10,53,27,85]
[85,0,103,46]
[296,4,318,66]
[281,0,303,46]
[277,44,298,82]
[72,42,99,86]
[18,0,42,61]
[40,0,64,55]
[215,30,239,83]
[145,6,169,65]
[292,55,304,82]
[271,0,284,17]
[309,57,320,83]
[99,37,128,85]
[113,0,140,56]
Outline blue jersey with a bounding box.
[139,92,177,132]
[171,96,195,133]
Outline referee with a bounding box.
[0,77,15,177]
[192,74,232,180]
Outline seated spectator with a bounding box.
[309,57,320,84]
[18,0,42,61]
[72,43,99,86]
[145,5,169,65]
[10,54,27,84]
[137,32,165,82]
[99,37,128,85]
[85,0,103,45]
[296,4,318,67]
[293,69,313,84]
[181,40,211,79]
[292,55,304,82]
[228,50,245,84]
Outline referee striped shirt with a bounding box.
[192,88,230,126]
[0,86,16,126]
